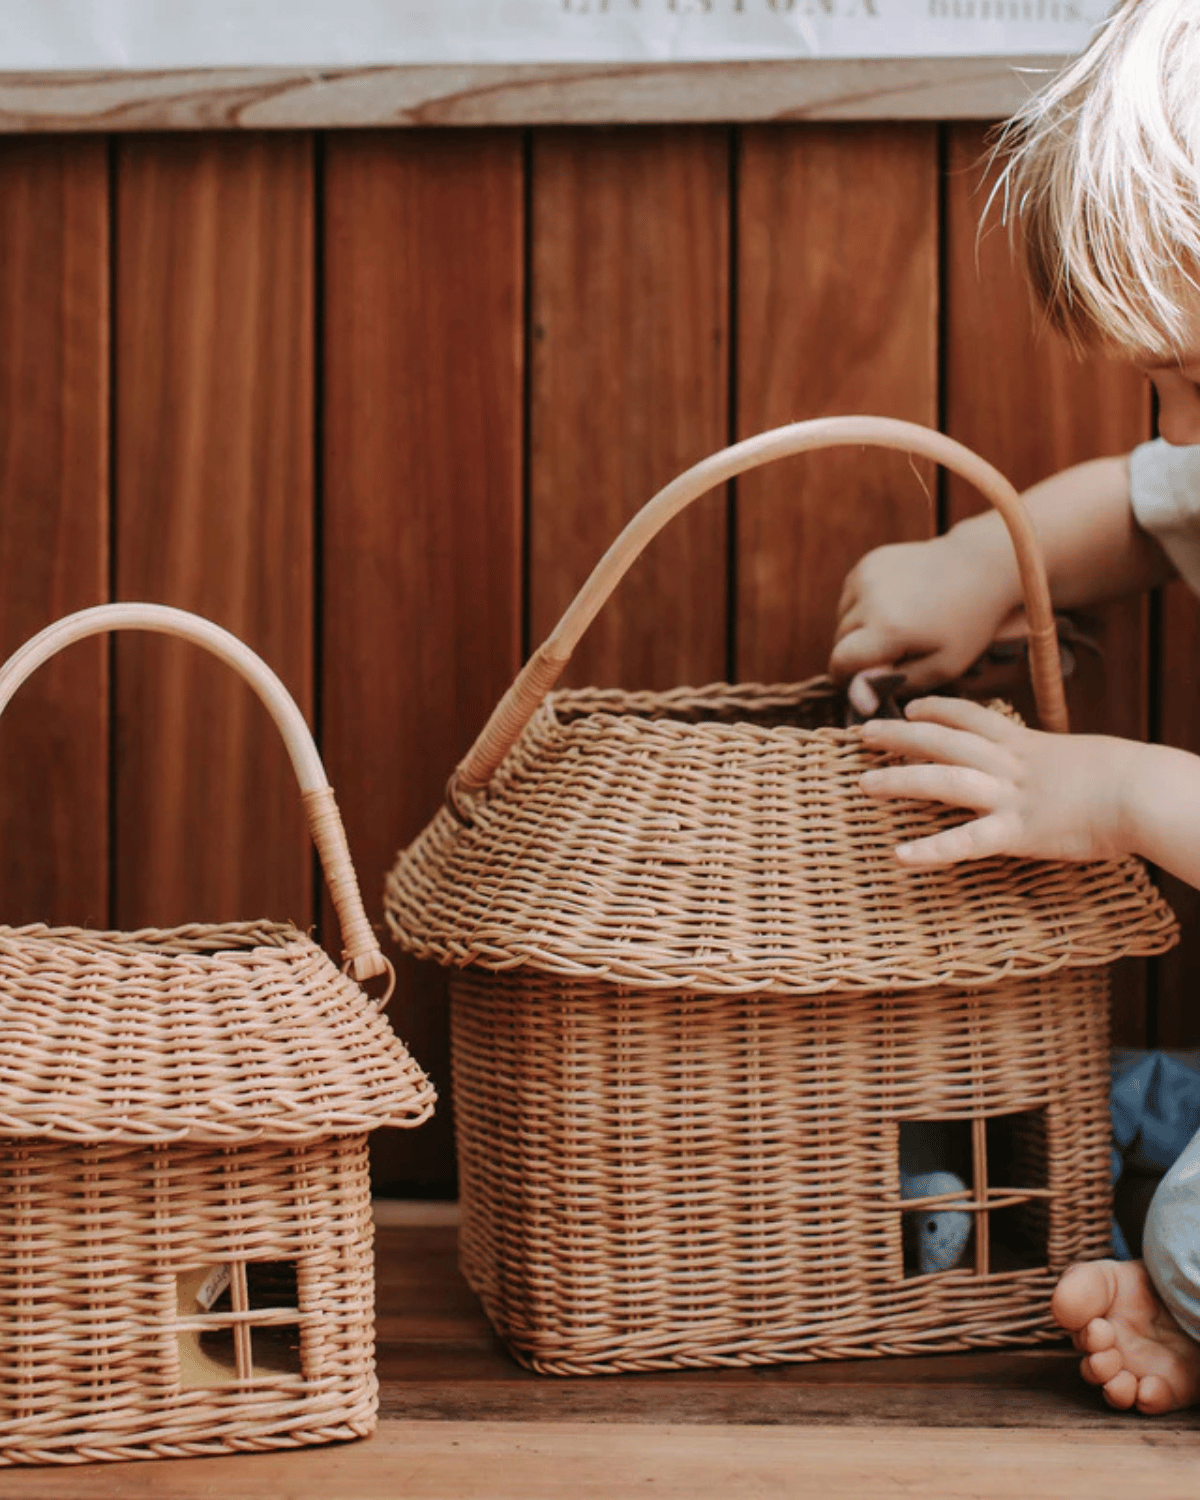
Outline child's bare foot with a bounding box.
[1052,1259,1200,1414]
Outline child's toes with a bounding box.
[1081,1346,1122,1386]
[1102,1370,1139,1409]
[1052,1261,1117,1333]
[1135,1374,1175,1416]
[1078,1316,1117,1354]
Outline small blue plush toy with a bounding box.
[901,1170,973,1274]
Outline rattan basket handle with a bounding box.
[449,415,1067,810]
[0,603,388,983]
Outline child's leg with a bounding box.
[1142,1124,1200,1343]
[1051,1126,1200,1414]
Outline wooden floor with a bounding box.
[3,1204,1199,1499]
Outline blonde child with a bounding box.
[830,0,1200,1416]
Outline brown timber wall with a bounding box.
[0,123,1182,1195]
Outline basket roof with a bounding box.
[386,683,1178,995]
[0,921,435,1143]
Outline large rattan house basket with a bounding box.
[0,604,435,1465]
[386,417,1177,1375]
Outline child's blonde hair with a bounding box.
[998,0,1200,356]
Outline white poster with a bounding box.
[0,1,1109,72]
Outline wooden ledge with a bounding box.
[0,56,1064,132]
[0,1214,1197,1497]
[1,1419,1197,1499]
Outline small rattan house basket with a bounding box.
[0,604,435,1465]
[387,417,1177,1375]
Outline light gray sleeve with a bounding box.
[1130,438,1200,597]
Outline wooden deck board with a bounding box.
[322,130,524,1193]
[113,131,316,932]
[2,1215,1198,1497]
[2,1419,1198,1499]
[735,121,938,683]
[0,136,109,929]
[369,1222,1200,1432]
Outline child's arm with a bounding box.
[830,455,1174,690]
[860,696,1200,892]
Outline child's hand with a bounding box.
[830,533,1021,691]
[859,697,1136,867]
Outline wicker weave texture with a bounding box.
[0,605,437,1463]
[0,1135,379,1464]
[387,422,1173,1375]
[450,968,1113,1374]
[0,921,435,1143]
[387,682,1177,993]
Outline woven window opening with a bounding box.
[385,419,1177,1373]
[0,1137,378,1462]
[0,607,435,1464]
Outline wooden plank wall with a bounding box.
[0,124,1181,1196]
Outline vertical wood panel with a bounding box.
[736,123,940,682]
[529,127,730,690]
[1155,590,1200,1047]
[324,131,524,1194]
[943,123,1153,1047]
[114,134,314,930]
[0,138,108,927]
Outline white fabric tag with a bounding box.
[1130,439,1200,599]
[195,1263,232,1311]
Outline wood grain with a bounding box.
[322,131,524,1192]
[113,133,315,931]
[0,58,1069,133]
[0,137,109,928]
[736,123,939,682]
[2,1420,1197,1500]
[942,123,1154,1047]
[0,1216,1196,1499]
[529,127,730,691]
[367,1225,1149,1434]
[1154,584,1200,1047]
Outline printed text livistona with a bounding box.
[560,0,1084,18]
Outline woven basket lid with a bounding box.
[0,604,435,1145]
[388,419,1180,996]
[0,920,435,1143]
[386,681,1178,995]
